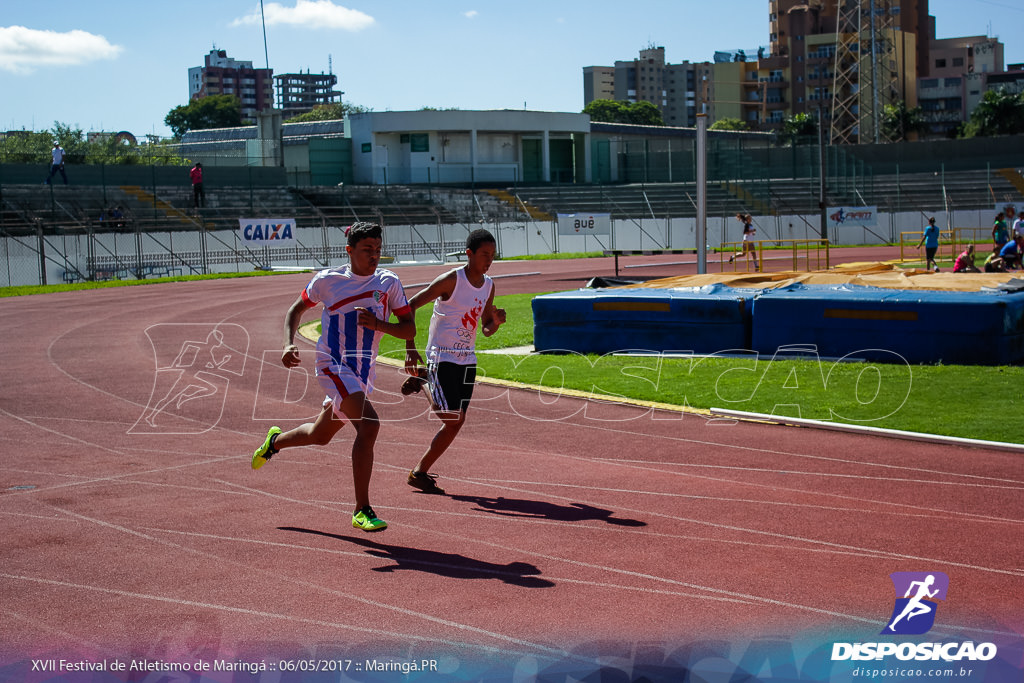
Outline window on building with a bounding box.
[953,57,964,67]
[409,133,429,152]
[935,58,947,68]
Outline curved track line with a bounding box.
[34,504,571,658]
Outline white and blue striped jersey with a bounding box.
[301,265,411,390]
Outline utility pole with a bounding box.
[818,104,828,241]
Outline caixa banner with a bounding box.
[238,219,296,245]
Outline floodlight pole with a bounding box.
[696,113,708,274]
[260,0,270,69]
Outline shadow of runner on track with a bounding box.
[449,495,647,527]
[279,527,555,588]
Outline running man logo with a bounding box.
[881,572,949,635]
[131,324,249,434]
[828,205,877,227]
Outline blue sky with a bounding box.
[1,0,1022,138]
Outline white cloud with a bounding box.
[464,10,478,19]
[232,0,375,31]
[0,26,122,74]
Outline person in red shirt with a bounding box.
[190,162,204,209]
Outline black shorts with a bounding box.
[925,246,937,261]
[427,361,476,414]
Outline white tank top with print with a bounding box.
[426,267,493,366]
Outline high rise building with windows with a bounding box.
[188,49,274,124]
[583,47,713,127]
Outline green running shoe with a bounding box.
[251,426,281,470]
[352,506,388,532]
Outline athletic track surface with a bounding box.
[1,248,1021,682]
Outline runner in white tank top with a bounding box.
[402,229,506,495]
[425,266,493,366]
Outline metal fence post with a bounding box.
[35,222,47,285]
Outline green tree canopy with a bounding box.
[284,101,371,123]
[709,118,749,131]
[583,99,665,126]
[960,88,1024,138]
[164,95,243,138]
[780,112,818,144]
[881,101,927,141]
[783,112,817,137]
[0,124,186,165]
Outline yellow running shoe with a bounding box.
[251,426,281,470]
[352,506,388,532]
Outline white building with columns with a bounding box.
[347,110,592,185]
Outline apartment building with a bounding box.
[917,18,1005,138]
[583,47,713,127]
[188,49,274,123]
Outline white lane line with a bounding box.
[713,408,1024,454]
[473,404,1024,486]
[212,480,1021,634]
[436,476,1024,580]
[455,477,1024,526]
[449,437,1022,527]
[143,527,753,606]
[0,572,557,660]
[573,458,1024,491]
[1,608,112,655]
[31,504,569,658]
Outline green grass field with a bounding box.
[380,292,1023,444]
[5,269,1020,444]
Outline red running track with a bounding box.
[0,250,1021,681]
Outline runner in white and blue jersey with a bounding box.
[250,222,415,532]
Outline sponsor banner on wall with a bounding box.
[828,206,877,228]
[995,202,1018,219]
[238,219,296,245]
[557,212,611,236]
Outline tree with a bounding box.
[164,95,243,138]
[583,99,665,126]
[781,112,818,144]
[284,101,371,123]
[584,99,630,123]
[629,101,665,126]
[709,118,749,131]
[0,129,52,164]
[881,102,926,141]
[960,88,1024,138]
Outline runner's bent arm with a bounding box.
[282,295,315,368]
[403,271,457,360]
[356,306,416,340]
[481,287,506,338]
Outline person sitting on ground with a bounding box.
[984,251,1007,273]
[999,235,1023,270]
[953,244,980,273]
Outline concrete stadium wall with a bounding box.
[1,209,997,288]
